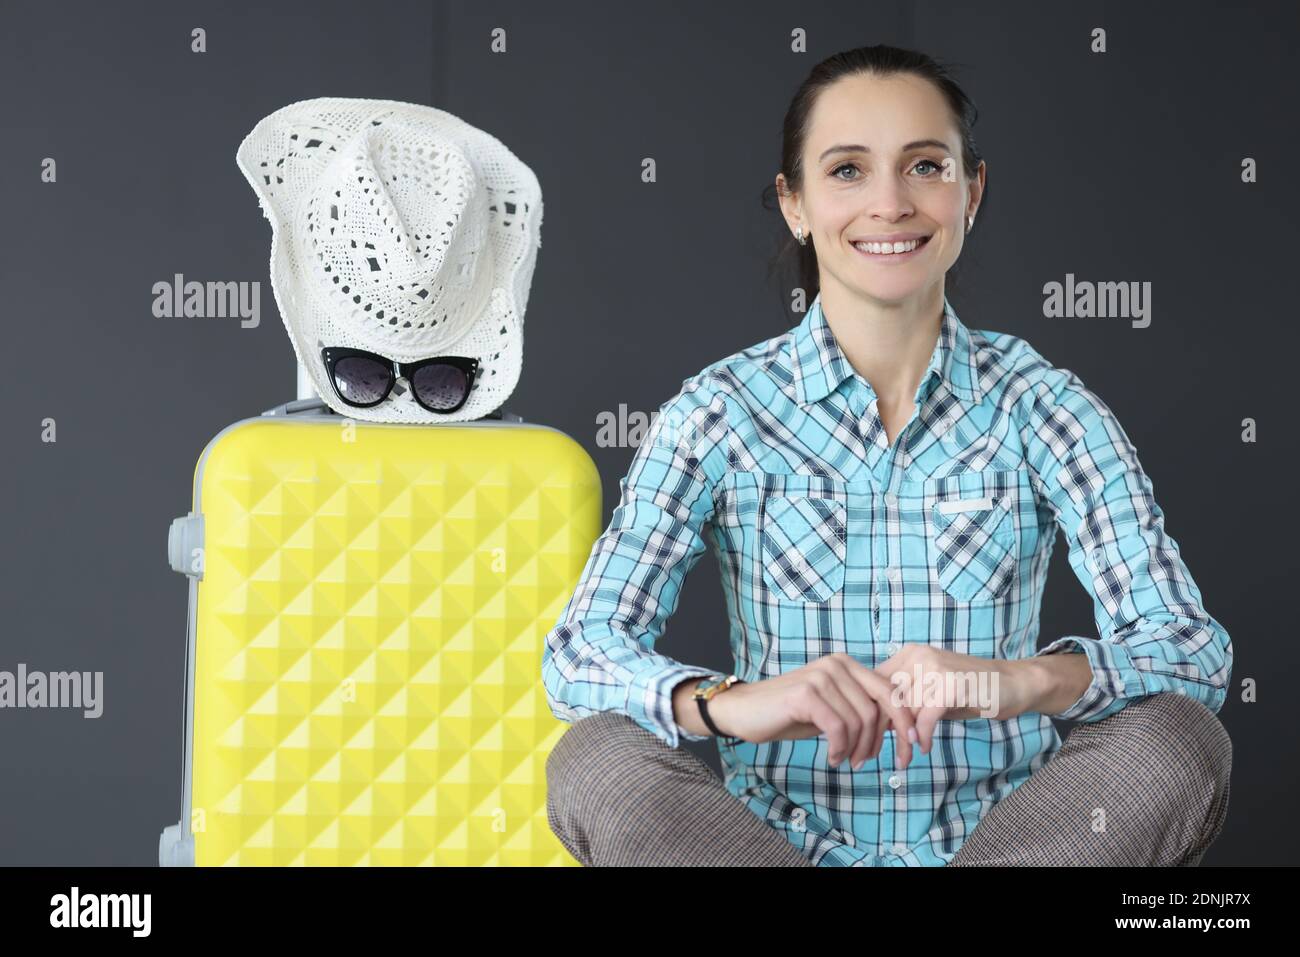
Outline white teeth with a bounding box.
[854,238,924,255]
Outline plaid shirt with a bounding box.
[542,292,1232,866]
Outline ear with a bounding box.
[966,160,986,215]
[775,173,802,235]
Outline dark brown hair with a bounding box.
[763,44,986,306]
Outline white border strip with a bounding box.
[936,495,995,515]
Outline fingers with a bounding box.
[914,705,944,756]
[823,656,916,769]
[855,667,916,769]
[814,661,883,770]
[871,712,890,760]
[797,680,859,769]
[801,670,873,770]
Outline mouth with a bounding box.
[850,234,933,261]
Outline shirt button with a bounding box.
[886,567,900,582]
[892,843,908,856]
[1090,547,1104,564]
[888,774,902,789]
[885,641,900,655]
[883,492,898,508]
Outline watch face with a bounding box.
[694,675,724,696]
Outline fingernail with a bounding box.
[907,728,919,744]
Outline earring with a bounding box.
[795,225,807,246]
[966,214,974,234]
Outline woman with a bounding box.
[541,44,1232,867]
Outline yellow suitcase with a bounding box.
[158,396,600,866]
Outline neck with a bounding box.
[818,280,945,409]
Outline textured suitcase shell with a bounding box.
[160,398,600,865]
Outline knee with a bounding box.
[546,711,652,808]
[1111,692,1233,793]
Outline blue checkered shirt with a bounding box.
[542,292,1232,866]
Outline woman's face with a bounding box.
[781,71,984,306]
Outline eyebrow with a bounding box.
[818,139,951,162]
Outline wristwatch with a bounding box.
[692,674,745,738]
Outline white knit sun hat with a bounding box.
[236,97,543,422]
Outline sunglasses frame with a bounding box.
[320,346,480,415]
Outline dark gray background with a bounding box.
[0,0,1292,866]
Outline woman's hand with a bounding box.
[872,645,1043,759]
[709,648,1048,771]
[707,654,920,771]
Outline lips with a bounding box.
[850,234,933,260]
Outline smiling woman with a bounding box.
[768,48,986,306]
[542,43,1232,868]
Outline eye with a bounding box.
[832,158,945,181]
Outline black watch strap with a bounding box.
[698,696,727,737]
[693,675,745,738]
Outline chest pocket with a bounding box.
[924,468,1027,603]
[761,494,847,602]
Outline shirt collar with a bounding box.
[791,292,982,407]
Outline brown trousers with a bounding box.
[546,692,1232,866]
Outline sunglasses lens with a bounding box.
[331,355,393,405]
[411,363,470,412]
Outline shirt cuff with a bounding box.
[1033,635,1147,723]
[623,662,721,748]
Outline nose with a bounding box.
[866,174,914,221]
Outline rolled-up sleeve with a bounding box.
[541,375,732,748]
[1021,368,1232,723]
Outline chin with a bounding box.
[846,275,930,305]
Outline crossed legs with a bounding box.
[546,692,1232,867]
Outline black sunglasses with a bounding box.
[320,346,479,414]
